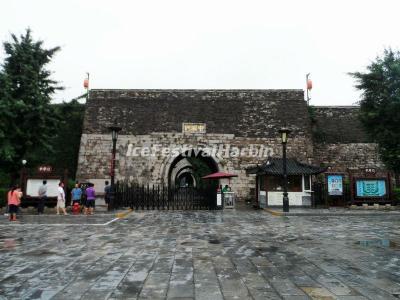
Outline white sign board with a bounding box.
[217,193,222,206]
[26,179,60,197]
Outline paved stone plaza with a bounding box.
[0,210,399,300]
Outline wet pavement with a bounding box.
[0,210,399,300]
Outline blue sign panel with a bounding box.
[356,180,386,197]
[327,175,343,196]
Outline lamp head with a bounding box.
[279,127,291,144]
[108,123,122,141]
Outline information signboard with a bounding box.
[327,175,343,196]
[356,179,386,197]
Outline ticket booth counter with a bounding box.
[223,192,235,208]
[203,172,238,209]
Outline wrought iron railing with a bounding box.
[114,183,217,210]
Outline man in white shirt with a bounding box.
[56,182,68,215]
[37,180,47,214]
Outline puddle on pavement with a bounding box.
[180,240,199,246]
[24,249,57,256]
[256,246,279,253]
[2,239,19,249]
[209,239,220,244]
[357,239,398,248]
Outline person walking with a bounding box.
[56,182,68,215]
[7,185,22,221]
[85,183,96,215]
[37,180,47,214]
[104,181,111,209]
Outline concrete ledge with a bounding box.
[350,204,397,210]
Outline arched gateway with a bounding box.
[166,149,219,189]
[76,89,384,206]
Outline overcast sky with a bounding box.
[1,0,399,105]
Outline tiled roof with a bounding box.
[246,158,326,176]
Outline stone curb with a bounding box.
[263,208,400,217]
[115,209,134,219]
[263,208,283,216]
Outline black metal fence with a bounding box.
[114,183,217,210]
[312,182,351,207]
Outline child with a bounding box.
[7,185,22,221]
[71,183,83,205]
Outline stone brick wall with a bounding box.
[84,89,312,139]
[313,143,384,172]
[311,106,384,172]
[312,106,370,143]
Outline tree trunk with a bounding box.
[395,172,400,187]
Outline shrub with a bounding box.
[0,171,11,189]
[0,188,8,208]
[393,187,400,203]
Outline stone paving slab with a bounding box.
[0,210,400,299]
[0,212,130,226]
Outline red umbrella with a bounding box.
[202,172,238,179]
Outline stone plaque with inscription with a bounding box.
[182,123,206,134]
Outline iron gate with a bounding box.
[114,183,217,210]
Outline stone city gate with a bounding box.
[114,149,220,210]
[76,89,384,205]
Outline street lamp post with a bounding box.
[108,122,122,210]
[20,159,27,194]
[279,128,291,212]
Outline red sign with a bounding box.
[38,165,52,173]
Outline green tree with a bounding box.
[0,29,62,180]
[187,157,218,189]
[47,99,85,178]
[350,49,400,184]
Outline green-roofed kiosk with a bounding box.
[247,158,326,207]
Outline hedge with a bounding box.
[394,187,400,204]
[0,188,7,208]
